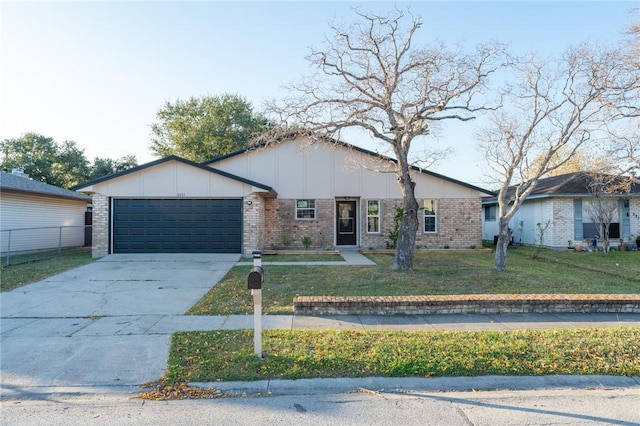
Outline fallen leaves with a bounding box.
[138,382,229,401]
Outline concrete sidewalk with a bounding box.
[3,310,639,399]
[1,251,639,400]
[80,312,639,335]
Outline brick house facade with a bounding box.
[75,136,491,256]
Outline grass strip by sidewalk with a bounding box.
[165,327,640,383]
[0,247,93,292]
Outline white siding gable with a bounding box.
[212,137,482,199]
[82,160,252,198]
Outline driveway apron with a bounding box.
[0,254,239,389]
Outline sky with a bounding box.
[1,1,637,187]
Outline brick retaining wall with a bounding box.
[293,294,640,315]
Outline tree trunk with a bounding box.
[392,152,419,271]
[493,219,511,271]
[603,224,610,255]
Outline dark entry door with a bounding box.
[336,200,357,246]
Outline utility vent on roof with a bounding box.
[11,168,29,179]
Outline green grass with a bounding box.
[0,247,93,292]
[165,327,640,382]
[188,246,640,315]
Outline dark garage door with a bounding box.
[113,199,242,253]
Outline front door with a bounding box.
[336,200,357,246]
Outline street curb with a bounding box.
[192,375,640,396]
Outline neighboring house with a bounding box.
[73,135,493,257]
[482,172,640,248]
[0,170,91,255]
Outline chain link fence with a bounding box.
[1,225,92,266]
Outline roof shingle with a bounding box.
[0,172,91,202]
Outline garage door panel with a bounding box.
[113,199,242,253]
[129,200,150,209]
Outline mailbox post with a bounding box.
[248,251,264,358]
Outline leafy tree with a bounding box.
[149,94,273,162]
[0,133,58,184]
[268,8,508,270]
[0,133,89,187]
[52,141,91,188]
[1,133,138,188]
[88,155,137,180]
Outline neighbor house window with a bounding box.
[484,205,496,222]
[423,199,437,233]
[295,199,316,220]
[366,200,380,233]
[582,199,621,239]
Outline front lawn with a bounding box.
[165,327,640,382]
[188,246,640,315]
[0,247,93,292]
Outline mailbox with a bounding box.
[247,266,264,289]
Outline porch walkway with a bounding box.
[236,249,376,266]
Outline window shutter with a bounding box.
[573,199,583,240]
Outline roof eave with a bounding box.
[71,155,274,193]
[482,192,640,205]
[0,187,91,202]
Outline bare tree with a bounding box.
[600,20,640,184]
[480,43,639,271]
[584,174,621,255]
[268,8,508,270]
[524,147,595,179]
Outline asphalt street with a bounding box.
[2,386,640,425]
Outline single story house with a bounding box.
[0,170,91,255]
[482,172,640,248]
[73,135,493,257]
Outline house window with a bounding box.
[582,198,621,239]
[295,199,316,220]
[484,205,496,222]
[423,199,437,233]
[366,200,380,233]
[583,223,620,239]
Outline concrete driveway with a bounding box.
[0,254,239,391]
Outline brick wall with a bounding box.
[91,193,109,258]
[264,198,335,249]
[414,198,482,249]
[551,198,574,247]
[360,199,401,249]
[242,194,265,254]
[294,294,640,315]
[263,197,483,250]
